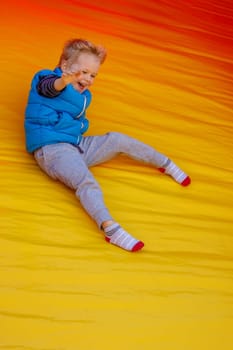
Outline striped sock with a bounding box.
[158,159,191,186]
[104,223,144,252]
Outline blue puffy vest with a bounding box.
[24,67,92,153]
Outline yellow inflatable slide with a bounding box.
[1,0,233,349]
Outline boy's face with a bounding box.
[62,52,101,93]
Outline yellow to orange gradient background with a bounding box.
[0,0,233,349]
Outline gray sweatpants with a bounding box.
[34,132,168,228]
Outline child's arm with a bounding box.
[54,70,81,91]
[37,70,81,97]
[37,75,62,97]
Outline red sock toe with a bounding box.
[132,241,144,252]
[181,176,191,186]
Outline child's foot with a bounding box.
[104,222,144,252]
[158,159,191,186]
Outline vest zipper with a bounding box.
[76,96,87,119]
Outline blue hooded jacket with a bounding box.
[24,67,92,153]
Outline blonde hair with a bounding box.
[58,38,107,67]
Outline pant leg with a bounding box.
[34,143,113,227]
[79,132,168,167]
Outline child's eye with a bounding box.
[82,70,87,74]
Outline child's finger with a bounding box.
[64,69,80,76]
[71,70,81,76]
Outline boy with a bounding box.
[24,38,190,252]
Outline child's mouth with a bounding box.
[73,81,87,92]
[78,82,85,90]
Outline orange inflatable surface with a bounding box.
[1,0,233,349]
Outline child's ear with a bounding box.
[61,60,67,71]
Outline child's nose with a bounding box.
[85,74,92,83]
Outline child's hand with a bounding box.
[54,59,82,92]
[61,69,81,86]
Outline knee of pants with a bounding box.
[75,173,103,201]
[56,164,97,192]
[106,131,130,151]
